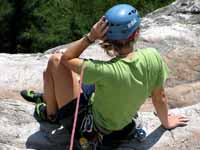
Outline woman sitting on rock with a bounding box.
[21,4,189,145]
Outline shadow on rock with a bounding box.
[136,126,166,149]
[26,120,166,150]
[98,126,166,150]
[26,122,71,150]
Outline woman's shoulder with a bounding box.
[136,47,159,54]
[136,47,162,60]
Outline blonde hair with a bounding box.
[100,40,134,57]
[100,28,140,57]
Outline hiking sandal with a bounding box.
[20,90,43,103]
[34,102,58,124]
[34,102,48,121]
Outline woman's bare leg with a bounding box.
[43,53,79,118]
[43,69,58,118]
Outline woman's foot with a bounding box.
[34,102,58,124]
[20,90,43,103]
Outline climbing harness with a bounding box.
[80,108,93,134]
[134,127,147,142]
[79,105,103,150]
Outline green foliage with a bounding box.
[0,0,15,53]
[16,0,73,53]
[0,0,175,53]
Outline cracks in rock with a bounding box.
[180,3,188,7]
[194,108,200,116]
[14,108,26,113]
[176,5,200,15]
[169,130,176,142]
[176,10,200,15]
[176,0,200,14]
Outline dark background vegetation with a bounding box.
[0,0,174,53]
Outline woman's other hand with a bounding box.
[164,114,189,129]
[152,87,189,130]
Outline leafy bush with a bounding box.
[0,0,174,53]
[0,0,15,53]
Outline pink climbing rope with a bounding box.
[69,64,85,150]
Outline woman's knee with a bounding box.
[48,53,62,69]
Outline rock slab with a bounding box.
[0,99,199,150]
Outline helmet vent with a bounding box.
[132,9,136,13]
[110,23,120,26]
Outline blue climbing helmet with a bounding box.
[105,4,141,41]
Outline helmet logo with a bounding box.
[127,18,137,29]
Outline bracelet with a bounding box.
[84,34,94,44]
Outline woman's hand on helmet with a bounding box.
[87,16,109,42]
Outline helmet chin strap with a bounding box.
[127,29,139,41]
